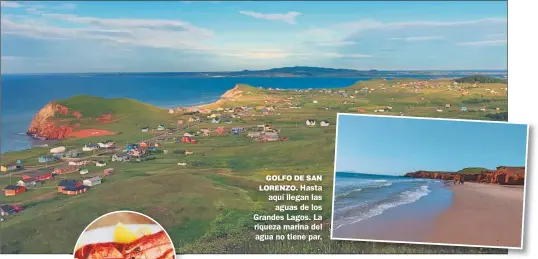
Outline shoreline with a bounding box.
[427,182,524,248]
[332,182,524,248]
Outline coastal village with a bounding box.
[0,77,510,252]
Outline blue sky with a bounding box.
[1,1,507,73]
[335,115,528,176]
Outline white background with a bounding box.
[2,0,537,258]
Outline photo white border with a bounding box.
[330,113,530,250]
[72,210,177,258]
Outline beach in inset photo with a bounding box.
[331,114,528,249]
[74,210,176,259]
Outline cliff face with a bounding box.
[404,166,526,185]
[26,102,80,140]
[220,84,244,99]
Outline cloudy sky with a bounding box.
[1,1,507,73]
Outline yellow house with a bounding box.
[1,164,18,172]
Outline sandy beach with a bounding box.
[428,182,524,248]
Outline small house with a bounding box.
[112,152,130,162]
[224,120,232,124]
[57,179,82,192]
[65,150,80,158]
[38,155,56,163]
[53,166,78,175]
[24,172,53,181]
[263,125,273,132]
[1,164,22,172]
[320,120,330,127]
[188,116,200,122]
[4,185,26,196]
[168,109,175,114]
[216,127,226,135]
[212,117,221,124]
[141,127,149,132]
[247,132,262,139]
[200,129,210,136]
[98,141,114,148]
[461,107,468,112]
[184,132,194,137]
[0,204,20,216]
[96,161,107,167]
[50,146,66,154]
[306,119,316,126]
[313,100,318,103]
[83,176,102,187]
[62,185,88,196]
[126,144,139,151]
[157,125,165,131]
[263,132,280,142]
[82,143,100,152]
[17,179,43,188]
[445,104,451,108]
[103,168,114,176]
[129,148,144,158]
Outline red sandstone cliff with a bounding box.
[26,102,83,140]
[404,166,526,185]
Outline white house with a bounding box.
[83,176,102,187]
[96,161,107,167]
[168,109,175,114]
[320,120,330,127]
[313,100,318,104]
[82,144,99,152]
[177,162,187,166]
[157,125,165,131]
[306,119,316,126]
[50,146,66,154]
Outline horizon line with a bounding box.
[0,69,509,76]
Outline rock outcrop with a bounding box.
[26,102,82,140]
[220,84,244,99]
[404,166,526,185]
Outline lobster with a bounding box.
[122,231,175,259]
[74,231,175,259]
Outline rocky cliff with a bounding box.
[220,84,245,99]
[26,102,82,140]
[404,166,526,185]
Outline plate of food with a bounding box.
[74,211,176,259]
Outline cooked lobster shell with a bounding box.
[75,230,175,259]
[74,242,124,259]
[122,231,174,259]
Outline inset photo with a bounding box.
[331,114,528,249]
[74,210,176,259]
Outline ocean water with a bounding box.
[0,72,506,153]
[1,75,363,153]
[332,172,452,231]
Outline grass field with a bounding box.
[0,79,508,254]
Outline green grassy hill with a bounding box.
[0,79,508,254]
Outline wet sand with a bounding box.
[428,182,524,248]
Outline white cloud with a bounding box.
[239,11,301,24]
[389,36,443,42]
[2,14,215,50]
[1,1,22,8]
[57,3,77,10]
[338,18,506,32]
[457,39,507,46]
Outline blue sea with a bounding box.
[1,75,366,153]
[0,73,506,153]
[332,172,453,231]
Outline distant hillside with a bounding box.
[98,67,507,78]
[454,75,507,84]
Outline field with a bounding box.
[0,79,508,254]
